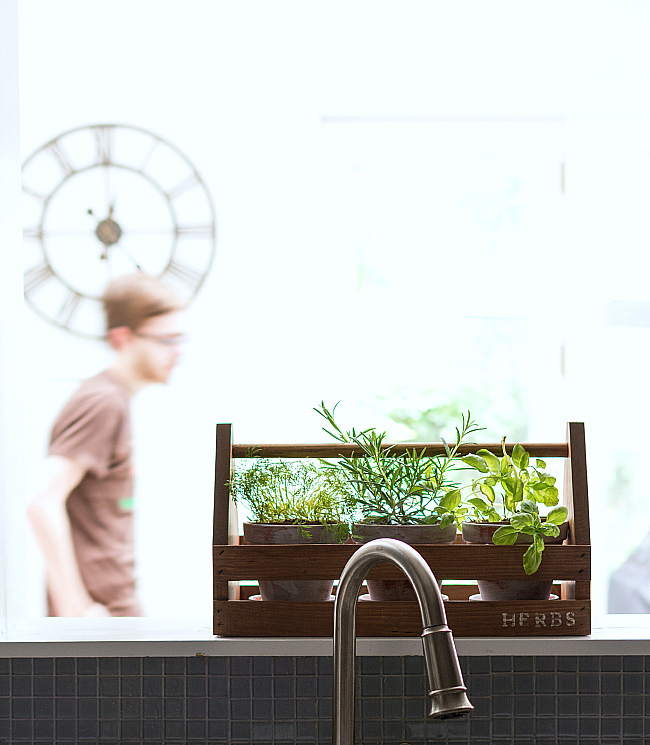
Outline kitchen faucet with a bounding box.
[333,538,473,745]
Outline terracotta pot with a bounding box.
[353,522,457,601]
[243,522,339,601]
[461,520,569,601]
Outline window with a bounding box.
[4,0,650,634]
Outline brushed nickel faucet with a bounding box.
[333,538,473,745]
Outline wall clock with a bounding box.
[21,123,216,339]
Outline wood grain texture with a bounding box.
[563,422,591,603]
[214,599,590,637]
[214,424,236,602]
[231,442,570,459]
[213,544,591,583]
[235,582,564,601]
[213,423,232,546]
[565,422,590,545]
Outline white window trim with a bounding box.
[0,0,26,640]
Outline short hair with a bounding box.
[102,273,183,332]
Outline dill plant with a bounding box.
[229,455,353,542]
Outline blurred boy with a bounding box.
[27,274,185,616]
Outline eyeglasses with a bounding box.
[133,332,188,347]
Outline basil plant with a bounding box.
[462,439,568,574]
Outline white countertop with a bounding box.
[2,615,650,656]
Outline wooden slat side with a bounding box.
[213,599,590,637]
[235,582,561,602]
[566,422,590,546]
[561,423,590,607]
[561,421,575,604]
[214,424,232,546]
[214,424,235,605]
[213,544,591,583]
[563,424,575,546]
[232,442,570,459]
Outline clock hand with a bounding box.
[114,229,173,235]
[111,241,142,271]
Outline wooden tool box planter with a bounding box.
[213,423,591,637]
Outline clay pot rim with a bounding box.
[353,520,449,527]
[243,520,340,525]
[461,518,570,528]
[352,521,458,547]
[461,519,569,545]
[243,521,344,546]
[462,517,564,524]
[353,521,458,536]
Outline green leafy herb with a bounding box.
[462,437,560,521]
[463,439,568,574]
[228,457,353,542]
[314,401,480,527]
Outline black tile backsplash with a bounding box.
[1,654,650,743]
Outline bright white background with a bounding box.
[10,0,650,623]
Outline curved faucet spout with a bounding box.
[333,538,473,745]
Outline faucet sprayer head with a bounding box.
[421,626,474,719]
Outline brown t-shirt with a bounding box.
[48,370,141,616]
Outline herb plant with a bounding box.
[491,499,568,574]
[462,439,560,520]
[462,439,568,574]
[314,401,481,527]
[229,455,353,541]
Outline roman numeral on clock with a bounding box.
[93,125,114,166]
[175,224,214,238]
[23,226,44,241]
[46,140,76,177]
[166,259,203,291]
[22,185,48,203]
[56,289,82,326]
[24,261,54,295]
[166,173,201,200]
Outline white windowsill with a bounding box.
[1,616,649,657]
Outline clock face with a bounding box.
[21,124,216,338]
